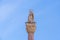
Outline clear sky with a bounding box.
[0,0,60,40]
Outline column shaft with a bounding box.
[28,33,34,40]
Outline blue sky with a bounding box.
[0,0,60,40]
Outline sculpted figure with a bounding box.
[28,10,34,22]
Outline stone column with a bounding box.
[28,33,34,40]
[26,10,36,40]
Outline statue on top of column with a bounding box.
[28,10,34,22]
